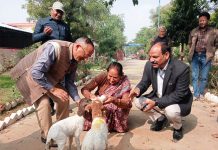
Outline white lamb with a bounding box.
[45,98,90,150]
[81,99,108,150]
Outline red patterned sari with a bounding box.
[83,75,132,133]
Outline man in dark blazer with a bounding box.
[129,42,193,141]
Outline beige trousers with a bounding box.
[134,97,182,130]
[34,93,69,138]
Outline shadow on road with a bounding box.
[108,131,144,150]
[107,109,147,150]
[0,130,46,150]
[128,110,148,131]
[183,114,198,134]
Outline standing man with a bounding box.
[129,42,193,141]
[188,12,217,100]
[32,1,73,114]
[151,26,171,47]
[10,37,94,147]
[32,1,72,44]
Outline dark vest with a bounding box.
[10,40,74,105]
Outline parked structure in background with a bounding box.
[0,22,35,73]
[7,23,35,33]
[0,23,34,48]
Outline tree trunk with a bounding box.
[180,43,184,61]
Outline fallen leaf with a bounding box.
[210,109,216,113]
[211,133,218,138]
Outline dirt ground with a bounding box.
[0,59,218,150]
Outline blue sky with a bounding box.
[0,0,171,42]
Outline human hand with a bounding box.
[142,99,156,112]
[129,87,140,100]
[49,87,69,102]
[43,26,53,35]
[75,99,81,106]
[103,96,115,104]
[98,95,107,102]
[90,93,97,100]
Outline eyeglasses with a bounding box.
[79,45,93,61]
[79,45,87,58]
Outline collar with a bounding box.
[197,26,209,32]
[48,16,52,20]
[48,16,63,23]
[93,117,106,124]
[160,59,170,71]
[158,35,167,39]
[69,43,74,60]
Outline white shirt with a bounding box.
[157,60,169,98]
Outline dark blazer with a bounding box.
[136,58,193,116]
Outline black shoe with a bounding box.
[51,108,56,116]
[41,137,46,143]
[41,137,58,147]
[173,127,183,141]
[49,98,55,116]
[150,115,168,131]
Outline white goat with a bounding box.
[81,99,108,150]
[45,98,89,150]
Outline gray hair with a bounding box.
[158,25,167,31]
[75,37,94,48]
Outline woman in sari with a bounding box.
[81,62,132,133]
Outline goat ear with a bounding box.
[102,107,107,118]
[101,105,106,111]
[85,104,92,112]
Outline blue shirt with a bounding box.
[32,16,72,44]
[31,43,80,101]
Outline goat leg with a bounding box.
[68,136,73,150]
[75,136,81,150]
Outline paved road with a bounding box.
[0,59,218,150]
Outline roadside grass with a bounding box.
[0,74,21,104]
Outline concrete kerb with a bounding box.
[189,86,218,103]
[0,75,92,131]
[205,92,218,103]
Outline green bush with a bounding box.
[0,53,17,73]
[139,54,146,60]
[208,64,218,94]
[0,75,21,104]
[95,56,110,69]
[172,47,180,59]
[17,43,39,59]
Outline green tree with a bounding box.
[134,27,156,52]
[97,14,125,56]
[167,0,209,46]
[105,0,138,6]
[24,0,125,58]
[149,3,172,28]
[166,0,209,60]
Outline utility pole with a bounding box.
[157,0,160,28]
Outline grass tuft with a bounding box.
[0,74,21,104]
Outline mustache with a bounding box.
[150,61,158,64]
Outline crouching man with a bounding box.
[10,37,94,147]
[129,42,193,141]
